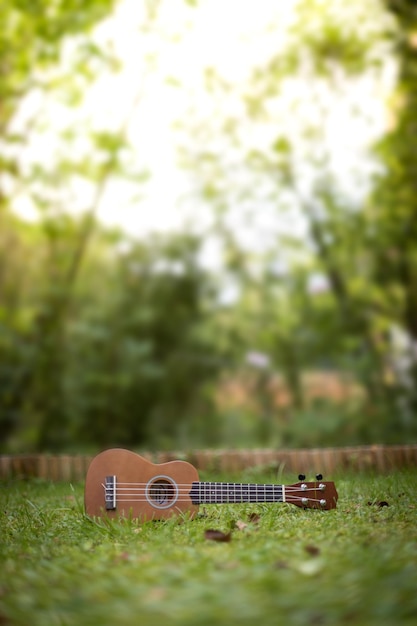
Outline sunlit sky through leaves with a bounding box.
[12,0,395,264]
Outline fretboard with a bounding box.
[189,482,284,505]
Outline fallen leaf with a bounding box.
[304,544,321,557]
[248,512,260,524]
[235,520,248,531]
[204,529,232,542]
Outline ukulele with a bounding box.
[85,448,338,521]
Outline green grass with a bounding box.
[1,468,417,626]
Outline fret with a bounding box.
[272,485,282,503]
[241,483,247,502]
[227,482,233,503]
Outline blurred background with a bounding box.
[1,0,416,453]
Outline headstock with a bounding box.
[285,478,338,510]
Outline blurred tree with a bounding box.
[34,230,222,450]
[2,0,417,452]
[0,0,227,453]
[0,0,120,449]
[366,0,417,428]
[176,0,417,443]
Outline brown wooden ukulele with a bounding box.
[85,448,338,521]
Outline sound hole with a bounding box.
[146,476,178,509]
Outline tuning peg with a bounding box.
[316,474,323,481]
[298,474,306,481]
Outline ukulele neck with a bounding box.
[190,481,284,505]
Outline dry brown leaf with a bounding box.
[304,544,321,557]
[204,529,232,542]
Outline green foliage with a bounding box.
[1,0,226,453]
[0,0,117,125]
[366,0,417,416]
[65,233,222,450]
[2,0,417,451]
[174,0,417,444]
[1,471,417,625]
[0,217,223,451]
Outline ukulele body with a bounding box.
[85,448,199,521]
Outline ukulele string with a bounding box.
[102,484,325,492]
[103,482,326,491]
[102,483,327,504]
[108,496,326,504]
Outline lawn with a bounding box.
[1,466,416,626]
